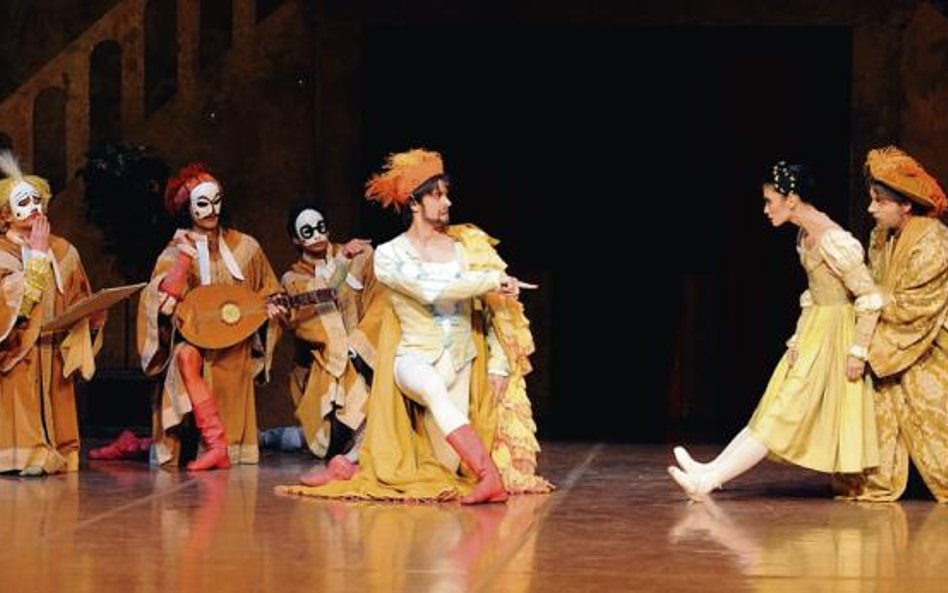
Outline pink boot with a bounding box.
[447,424,508,504]
[186,398,231,472]
[88,430,151,460]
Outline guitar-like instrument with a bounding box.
[174,285,335,349]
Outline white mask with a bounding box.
[189,181,222,221]
[9,180,43,221]
[294,209,328,246]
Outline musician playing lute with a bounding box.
[136,163,283,471]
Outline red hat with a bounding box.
[164,162,220,216]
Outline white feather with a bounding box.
[0,150,23,180]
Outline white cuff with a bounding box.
[854,292,885,314]
[848,344,868,360]
[799,290,813,308]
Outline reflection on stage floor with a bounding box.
[1,443,946,592]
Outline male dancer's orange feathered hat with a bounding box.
[364,149,444,210]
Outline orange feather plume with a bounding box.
[365,149,444,210]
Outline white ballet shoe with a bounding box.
[673,446,710,476]
[667,466,718,502]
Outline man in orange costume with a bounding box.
[137,163,282,470]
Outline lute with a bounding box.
[175,285,336,349]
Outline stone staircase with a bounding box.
[0,0,311,431]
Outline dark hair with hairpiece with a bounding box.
[767,162,816,202]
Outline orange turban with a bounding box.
[866,146,947,217]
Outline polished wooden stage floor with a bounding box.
[1,443,946,592]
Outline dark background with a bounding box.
[356,24,852,441]
[1,0,945,444]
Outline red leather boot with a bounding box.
[446,424,508,504]
[88,430,151,460]
[187,398,231,471]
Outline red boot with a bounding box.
[88,430,151,460]
[187,398,231,471]
[446,424,508,504]
[299,455,357,487]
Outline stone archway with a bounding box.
[256,0,284,23]
[90,40,123,146]
[200,0,233,70]
[33,87,67,192]
[145,0,178,116]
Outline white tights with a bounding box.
[395,354,472,470]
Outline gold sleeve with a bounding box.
[868,230,948,377]
[17,254,51,317]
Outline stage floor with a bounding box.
[1,442,946,592]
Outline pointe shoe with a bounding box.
[667,466,718,502]
[673,446,710,476]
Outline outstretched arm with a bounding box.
[374,242,505,304]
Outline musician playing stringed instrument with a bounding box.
[280,205,384,486]
[135,163,283,471]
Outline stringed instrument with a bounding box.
[174,285,335,349]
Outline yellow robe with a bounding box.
[282,244,378,456]
[278,224,551,500]
[0,234,101,473]
[852,217,948,502]
[459,226,553,493]
[138,228,281,466]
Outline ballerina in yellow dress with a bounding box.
[668,162,882,501]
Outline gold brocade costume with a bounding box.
[748,228,880,474]
[0,235,101,473]
[851,217,948,502]
[459,226,553,494]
